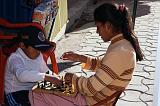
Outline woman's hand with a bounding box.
[61,51,87,63]
[64,73,74,84]
[60,51,80,62]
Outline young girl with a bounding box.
[30,3,143,106]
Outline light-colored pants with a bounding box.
[29,91,87,106]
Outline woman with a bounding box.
[30,3,143,106]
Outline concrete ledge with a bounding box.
[153,23,160,106]
[66,0,90,32]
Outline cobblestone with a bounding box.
[55,0,160,105]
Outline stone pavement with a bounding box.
[54,0,160,106]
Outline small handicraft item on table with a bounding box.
[32,77,77,97]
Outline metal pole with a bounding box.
[132,0,138,29]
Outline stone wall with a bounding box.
[66,0,90,32]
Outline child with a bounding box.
[30,3,144,106]
[4,25,62,106]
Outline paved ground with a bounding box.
[54,0,160,106]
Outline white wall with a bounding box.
[153,24,160,106]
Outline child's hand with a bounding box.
[51,77,63,87]
[60,51,80,62]
[44,74,62,87]
[53,73,60,79]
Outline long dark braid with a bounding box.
[118,4,144,61]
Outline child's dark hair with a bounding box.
[94,3,144,61]
[17,26,35,48]
[15,30,30,48]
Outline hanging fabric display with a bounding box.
[32,0,58,38]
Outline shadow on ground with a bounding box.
[48,62,81,73]
[68,0,154,32]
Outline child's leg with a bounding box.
[29,91,87,106]
[5,90,30,106]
